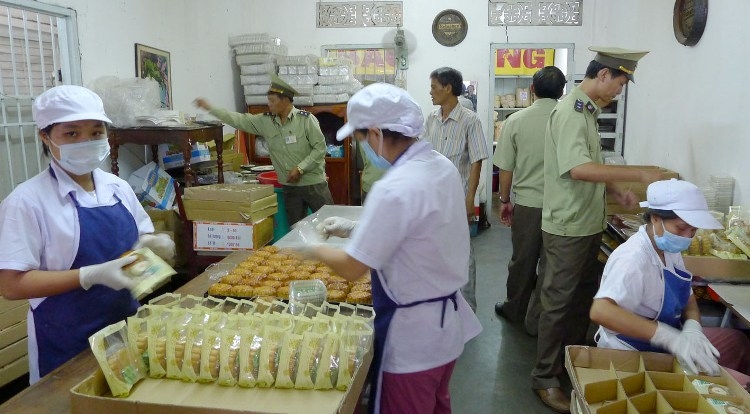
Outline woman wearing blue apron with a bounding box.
[299,83,482,414]
[590,179,750,383]
[0,85,174,384]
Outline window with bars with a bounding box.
[0,1,80,200]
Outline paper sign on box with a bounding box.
[192,218,273,252]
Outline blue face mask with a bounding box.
[653,220,693,253]
[361,132,391,169]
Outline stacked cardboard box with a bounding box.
[182,184,277,252]
[0,297,29,387]
[606,166,680,215]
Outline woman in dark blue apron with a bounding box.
[298,83,482,414]
[0,86,170,384]
[590,179,750,382]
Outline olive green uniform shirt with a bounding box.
[541,87,605,236]
[209,106,327,187]
[493,98,558,208]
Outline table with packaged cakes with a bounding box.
[0,205,373,414]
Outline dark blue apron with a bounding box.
[32,167,139,377]
[368,269,457,414]
[616,266,692,352]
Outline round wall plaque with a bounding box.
[673,0,708,46]
[432,9,468,47]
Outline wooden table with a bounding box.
[108,122,224,186]
[0,253,247,414]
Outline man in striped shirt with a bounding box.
[423,67,491,312]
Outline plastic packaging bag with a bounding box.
[89,321,147,397]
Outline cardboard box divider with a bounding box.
[565,346,750,414]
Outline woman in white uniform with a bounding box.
[0,85,174,384]
[591,179,750,382]
[301,83,482,414]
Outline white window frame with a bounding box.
[0,0,80,200]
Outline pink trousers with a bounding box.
[380,360,457,414]
[705,327,750,385]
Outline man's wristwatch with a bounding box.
[499,196,510,204]
[296,166,304,175]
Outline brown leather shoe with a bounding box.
[534,387,571,413]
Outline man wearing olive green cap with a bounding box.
[530,46,662,413]
[194,74,333,225]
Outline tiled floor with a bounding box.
[450,195,557,413]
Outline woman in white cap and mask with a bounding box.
[299,83,482,414]
[0,85,174,384]
[591,179,750,382]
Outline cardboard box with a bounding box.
[682,255,750,282]
[0,337,27,367]
[192,217,273,252]
[185,205,277,223]
[128,162,176,210]
[70,347,372,414]
[0,301,28,331]
[158,143,211,170]
[0,355,28,388]
[606,165,680,215]
[0,296,27,313]
[565,345,750,414]
[0,320,27,349]
[183,183,274,203]
[184,194,278,223]
[145,208,186,267]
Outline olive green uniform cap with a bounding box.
[589,46,649,82]
[268,73,298,99]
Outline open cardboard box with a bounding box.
[71,347,372,414]
[565,346,750,414]
[683,255,750,282]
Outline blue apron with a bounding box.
[616,266,692,352]
[368,269,458,414]
[32,167,139,377]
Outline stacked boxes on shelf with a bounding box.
[182,184,277,252]
[0,297,29,387]
[277,54,319,107]
[229,33,288,106]
[314,57,361,104]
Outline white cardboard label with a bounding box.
[193,221,254,251]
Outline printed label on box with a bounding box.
[193,221,255,251]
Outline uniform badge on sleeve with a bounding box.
[574,99,584,113]
[585,102,596,113]
[298,110,311,116]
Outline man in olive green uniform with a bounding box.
[194,75,333,225]
[531,47,663,413]
[493,66,567,337]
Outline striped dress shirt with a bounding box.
[423,103,490,194]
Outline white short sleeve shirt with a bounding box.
[0,161,154,308]
[345,141,482,373]
[594,225,690,349]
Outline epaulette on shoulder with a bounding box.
[298,110,311,116]
[264,112,273,116]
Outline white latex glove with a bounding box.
[316,217,357,239]
[133,234,176,263]
[650,320,720,375]
[79,256,138,291]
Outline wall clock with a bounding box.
[673,0,708,46]
[432,9,468,47]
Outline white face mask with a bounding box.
[49,137,110,175]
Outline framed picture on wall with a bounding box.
[135,43,172,109]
